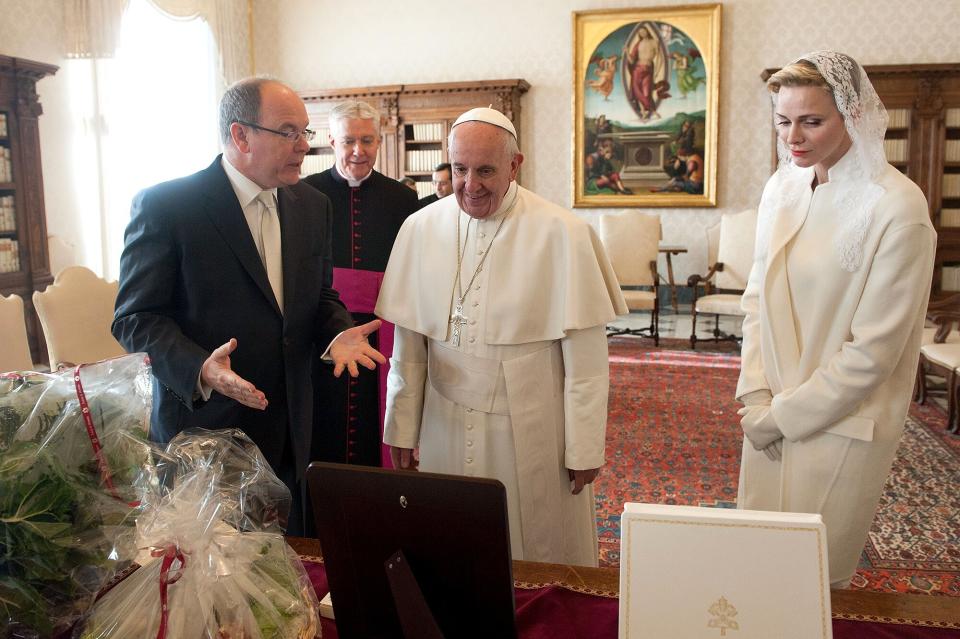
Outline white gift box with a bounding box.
[619,503,832,639]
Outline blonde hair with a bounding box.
[767,60,831,95]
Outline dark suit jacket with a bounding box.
[112,156,353,477]
[417,193,440,209]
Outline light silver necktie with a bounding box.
[256,191,283,312]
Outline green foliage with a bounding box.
[0,365,149,637]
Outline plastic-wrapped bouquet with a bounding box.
[80,428,320,639]
[0,355,152,637]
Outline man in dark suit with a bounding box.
[112,78,384,535]
[417,162,453,208]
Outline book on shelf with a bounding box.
[0,113,7,138]
[947,108,960,128]
[887,108,910,129]
[942,265,960,292]
[299,152,335,177]
[415,181,434,199]
[945,140,960,163]
[0,147,11,182]
[941,208,960,228]
[404,148,443,173]
[883,138,907,163]
[0,195,14,232]
[410,122,443,141]
[0,238,20,273]
[309,126,331,148]
[943,174,960,198]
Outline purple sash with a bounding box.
[332,267,394,468]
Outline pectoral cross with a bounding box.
[449,300,468,347]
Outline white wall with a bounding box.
[2,0,958,282]
[254,0,960,281]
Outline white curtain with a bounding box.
[64,0,127,59]
[64,0,251,85]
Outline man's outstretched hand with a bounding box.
[200,338,267,409]
[330,319,387,377]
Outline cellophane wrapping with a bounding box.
[80,428,320,639]
[0,355,152,638]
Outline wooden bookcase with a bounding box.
[298,79,529,198]
[0,55,57,365]
[867,64,960,298]
[763,63,960,298]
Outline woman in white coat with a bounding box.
[736,51,936,587]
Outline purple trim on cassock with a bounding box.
[332,267,395,468]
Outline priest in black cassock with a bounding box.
[303,100,418,469]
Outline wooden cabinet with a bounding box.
[763,63,960,298]
[298,79,529,197]
[0,55,57,365]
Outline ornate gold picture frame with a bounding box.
[573,4,721,207]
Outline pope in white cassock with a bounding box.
[376,108,628,566]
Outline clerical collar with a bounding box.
[334,163,374,188]
[221,156,277,208]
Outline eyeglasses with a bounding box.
[236,119,316,143]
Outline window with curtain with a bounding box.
[94,0,220,279]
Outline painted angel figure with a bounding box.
[671,49,706,99]
[587,54,619,101]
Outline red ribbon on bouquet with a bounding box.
[151,545,187,639]
[74,364,125,502]
[73,362,142,507]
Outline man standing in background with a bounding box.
[418,162,453,208]
[303,101,418,470]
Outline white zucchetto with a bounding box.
[452,107,517,139]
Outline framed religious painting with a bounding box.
[573,4,721,207]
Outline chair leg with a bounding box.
[690,306,698,349]
[652,297,660,347]
[947,369,958,433]
[914,358,927,404]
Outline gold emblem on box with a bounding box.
[707,596,739,636]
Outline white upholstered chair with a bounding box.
[0,293,34,371]
[696,220,722,297]
[33,266,126,369]
[915,294,960,432]
[687,209,757,349]
[597,213,660,344]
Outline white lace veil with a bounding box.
[766,51,889,271]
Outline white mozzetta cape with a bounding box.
[375,183,628,343]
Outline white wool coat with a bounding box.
[736,151,935,584]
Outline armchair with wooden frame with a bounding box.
[914,293,960,432]
[687,209,757,350]
[597,213,660,345]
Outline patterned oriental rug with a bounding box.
[596,337,960,598]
